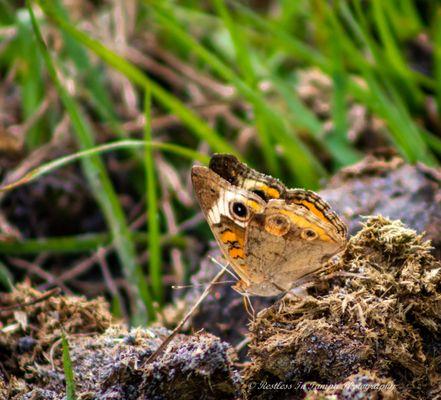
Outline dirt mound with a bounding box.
[304,370,398,400]
[245,216,441,399]
[6,327,240,400]
[0,283,113,376]
[0,286,241,399]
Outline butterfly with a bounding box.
[192,154,347,296]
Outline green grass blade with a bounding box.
[28,1,154,323]
[213,0,278,175]
[359,69,435,164]
[399,0,422,33]
[39,0,324,187]
[51,0,118,127]
[0,232,187,255]
[151,3,325,187]
[434,8,441,115]
[213,0,254,85]
[372,0,409,75]
[61,331,76,400]
[422,130,441,157]
[0,233,114,254]
[0,262,13,291]
[0,0,14,23]
[316,2,434,165]
[328,18,360,167]
[0,139,208,192]
[371,0,421,103]
[244,2,432,166]
[37,0,237,157]
[231,1,329,70]
[110,295,123,319]
[221,1,436,167]
[15,10,45,148]
[272,77,323,137]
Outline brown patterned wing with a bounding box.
[191,165,266,287]
[209,155,347,239]
[209,154,286,202]
[243,199,347,296]
[285,189,348,238]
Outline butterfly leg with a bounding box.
[232,279,248,294]
[242,294,255,320]
[284,281,314,299]
[232,280,255,319]
[324,270,368,280]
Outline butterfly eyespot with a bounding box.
[230,201,249,221]
[301,228,318,240]
[273,217,284,225]
[265,214,290,236]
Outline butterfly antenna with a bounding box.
[209,257,255,319]
[209,256,239,281]
[171,281,235,290]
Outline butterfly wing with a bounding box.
[209,154,286,201]
[243,199,347,296]
[191,165,266,287]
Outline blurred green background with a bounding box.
[0,0,440,323]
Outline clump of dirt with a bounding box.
[0,285,241,399]
[320,151,441,258]
[0,283,113,376]
[142,330,241,399]
[6,327,241,399]
[244,216,441,399]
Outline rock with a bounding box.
[320,152,441,258]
